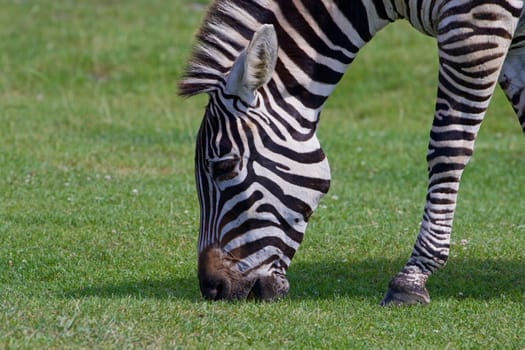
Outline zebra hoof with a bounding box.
[380,272,430,306]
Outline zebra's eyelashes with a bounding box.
[207,155,241,182]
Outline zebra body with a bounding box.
[179,0,525,303]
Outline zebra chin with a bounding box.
[198,247,289,301]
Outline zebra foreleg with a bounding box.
[381,123,484,306]
[381,8,520,306]
[381,120,479,305]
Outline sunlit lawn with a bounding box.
[1,1,524,348]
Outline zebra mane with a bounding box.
[178,1,270,97]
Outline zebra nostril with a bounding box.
[201,286,217,300]
[200,278,228,300]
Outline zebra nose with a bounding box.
[198,247,234,300]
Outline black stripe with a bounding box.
[260,84,317,141]
[301,0,360,53]
[436,86,487,114]
[430,129,476,142]
[229,236,296,261]
[334,0,372,42]
[256,204,305,242]
[218,191,264,235]
[277,1,353,65]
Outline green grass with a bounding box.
[1,1,524,348]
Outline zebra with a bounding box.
[178,0,525,304]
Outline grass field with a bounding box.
[1,1,524,348]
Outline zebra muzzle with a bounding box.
[249,273,289,301]
[198,247,289,301]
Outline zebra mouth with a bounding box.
[200,271,289,301]
[198,247,289,301]
[199,274,288,301]
[247,272,289,301]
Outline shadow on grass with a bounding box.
[65,275,200,301]
[65,257,524,302]
[288,257,524,302]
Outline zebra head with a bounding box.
[182,25,331,300]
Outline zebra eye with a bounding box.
[208,157,240,182]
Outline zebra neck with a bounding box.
[261,1,403,124]
[390,0,440,35]
[179,0,414,103]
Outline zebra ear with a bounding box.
[225,24,278,103]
